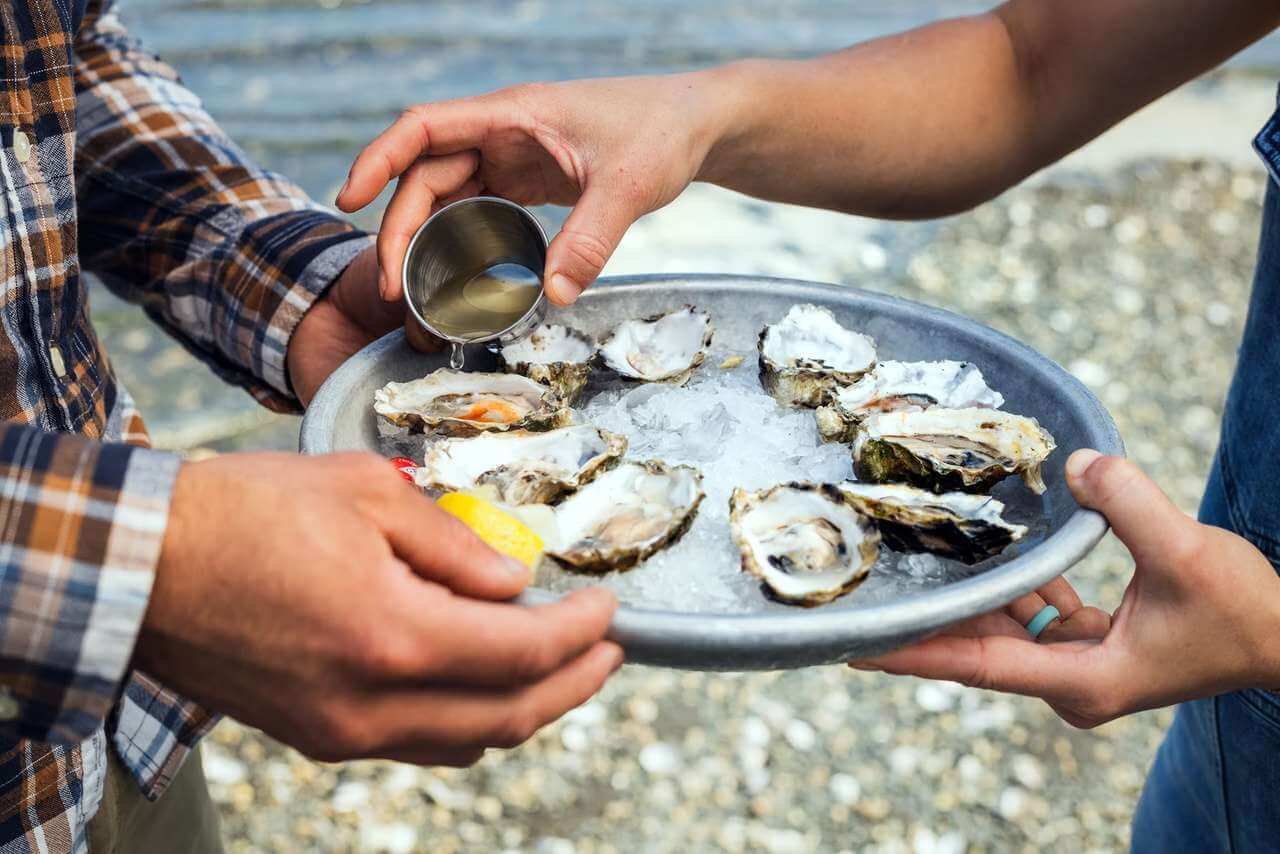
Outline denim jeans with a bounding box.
[1129,111,1280,853]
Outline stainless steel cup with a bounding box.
[401,196,549,345]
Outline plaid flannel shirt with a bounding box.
[0,0,372,849]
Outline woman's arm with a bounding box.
[339,0,1279,303]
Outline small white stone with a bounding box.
[1008,201,1034,226]
[330,781,371,812]
[828,772,861,805]
[860,242,889,270]
[563,701,606,727]
[1082,204,1110,228]
[956,755,984,783]
[1011,754,1046,790]
[1206,301,1232,327]
[360,822,417,853]
[889,745,922,777]
[638,742,681,775]
[560,724,589,752]
[914,683,955,713]
[998,786,1028,820]
[1069,359,1110,388]
[913,828,967,854]
[201,752,246,785]
[535,837,576,854]
[1113,287,1145,315]
[739,716,771,747]
[783,719,816,752]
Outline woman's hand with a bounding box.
[852,450,1280,728]
[335,74,732,306]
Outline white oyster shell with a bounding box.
[816,360,1004,442]
[547,460,704,571]
[597,306,713,384]
[415,425,627,505]
[498,324,597,404]
[758,304,876,407]
[852,407,1056,494]
[839,481,1026,564]
[729,483,881,606]
[373,369,569,436]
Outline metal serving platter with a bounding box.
[301,275,1123,670]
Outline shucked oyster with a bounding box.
[852,407,1056,494]
[730,483,881,606]
[374,370,570,436]
[498,324,597,405]
[414,425,627,505]
[816,360,1004,443]
[758,304,876,407]
[598,306,713,385]
[547,461,704,572]
[839,482,1027,564]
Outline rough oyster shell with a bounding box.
[816,360,1004,443]
[758,304,876,408]
[597,306,713,385]
[547,460,704,572]
[374,370,570,436]
[839,481,1027,564]
[729,482,881,606]
[852,407,1056,494]
[498,324,597,405]
[414,425,627,505]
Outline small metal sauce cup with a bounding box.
[402,196,549,346]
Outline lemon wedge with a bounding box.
[437,492,545,570]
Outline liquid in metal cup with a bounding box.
[402,196,549,347]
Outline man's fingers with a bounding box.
[370,641,623,757]
[1038,606,1112,644]
[338,99,502,212]
[383,494,530,600]
[376,151,480,300]
[412,587,619,686]
[851,633,1107,704]
[1005,592,1049,629]
[1065,450,1199,567]
[544,182,644,305]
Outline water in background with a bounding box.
[126,0,1280,207]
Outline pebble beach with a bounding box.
[91,2,1280,851]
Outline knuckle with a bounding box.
[514,639,558,682]
[560,230,612,275]
[311,706,373,760]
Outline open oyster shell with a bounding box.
[729,483,881,606]
[816,360,1004,443]
[758,304,876,408]
[547,460,704,572]
[374,370,570,436]
[839,481,1027,564]
[852,407,1056,494]
[498,324,597,405]
[597,306,713,385]
[414,425,627,505]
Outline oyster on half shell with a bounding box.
[816,360,1004,443]
[729,483,881,606]
[498,324,597,404]
[374,370,569,436]
[852,407,1056,494]
[547,460,704,572]
[597,306,713,385]
[839,481,1027,564]
[758,304,876,408]
[414,425,627,505]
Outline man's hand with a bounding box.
[335,75,728,306]
[135,452,621,766]
[852,450,1280,729]
[287,244,440,406]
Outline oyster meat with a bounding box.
[839,481,1027,564]
[597,306,713,384]
[547,460,704,572]
[415,425,627,505]
[498,324,597,405]
[852,407,1056,494]
[816,360,1004,442]
[374,370,569,436]
[729,483,881,606]
[758,304,877,407]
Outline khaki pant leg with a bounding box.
[87,746,224,854]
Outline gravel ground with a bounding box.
[94,157,1264,852]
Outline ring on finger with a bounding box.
[1024,605,1061,640]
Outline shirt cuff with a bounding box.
[254,226,375,413]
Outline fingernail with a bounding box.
[336,178,350,203]
[547,273,581,306]
[1065,448,1103,482]
[848,662,881,671]
[504,557,532,579]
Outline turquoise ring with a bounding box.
[1025,605,1061,639]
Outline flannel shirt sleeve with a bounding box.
[69,0,374,413]
[0,422,179,744]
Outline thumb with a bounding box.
[385,494,531,601]
[544,182,644,306]
[1065,449,1198,568]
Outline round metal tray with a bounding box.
[301,275,1123,670]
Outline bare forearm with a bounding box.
[697,1,1280,219]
